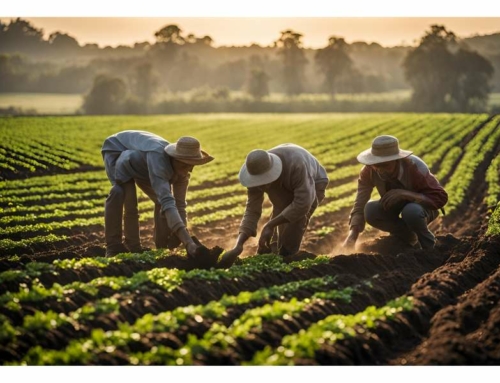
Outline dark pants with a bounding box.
[103,151,141,253]
[104,181,141,253]
[134,180,180,249]
[266,185,326,256]
[103,149,180,251]
[364,200,439,249]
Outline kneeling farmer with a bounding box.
[220,144,329,267]
[343,135,448,250]
[102,130,214,256]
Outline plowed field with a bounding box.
[1,114,499,366]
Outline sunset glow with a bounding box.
[1,17,500,48]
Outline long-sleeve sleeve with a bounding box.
[279,165,316,223]
[239,187,265,237]
[349,166,374,231]
[172,175,190,226]
[146,152,185,232]
[409,165,448,210]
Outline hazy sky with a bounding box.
[2,1,500,48]
[2,17,500,49]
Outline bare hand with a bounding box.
[186,241,199,257]
[380,189,411,210]
[342,226,360,250]
[218,245,243,268]
[258,224,274,250]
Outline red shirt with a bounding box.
[349,155,448,231]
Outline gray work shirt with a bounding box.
[102,130,188,232]
[239,144,329,237]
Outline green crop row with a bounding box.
[486,202,500,236]
[445,116,500,213]
[485,153,500,208]
[0,254,330,312]
[3,276,340,361]
[249,295,413,365]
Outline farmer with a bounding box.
[101,130,214,257]
[219,144,329,267]
[342,135,448,251]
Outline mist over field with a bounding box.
[1,18,500,114]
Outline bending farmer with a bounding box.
[220,144,329,267]
[102,130,214,257]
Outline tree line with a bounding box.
[0,18,498,113]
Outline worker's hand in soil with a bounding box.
[380,189,413,210]
[218,246,242,268]
[258,224,274,250]
[342,225,360,250]
[186,241,200,258]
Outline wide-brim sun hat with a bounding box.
[357,135,412,165]
[239,149,282,188]
[165,136,214,165]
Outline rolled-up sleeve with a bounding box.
[239,187,265,237]
[146,152,185,232]
[349,166,374,231]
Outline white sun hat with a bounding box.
[238,149,283,188]
[357,135,412,165]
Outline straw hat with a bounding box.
[357,135,412,165]
[239,149,282,188]
[164,136,214,165]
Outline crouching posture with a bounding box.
[219,144,329,267]
[102,130,214,256]
[343,135,448,251]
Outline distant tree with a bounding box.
[186,34,197,44]
[82,74,128,114]
[133,41,151,51]
[403,25,457,111]
[48,32,80,52]
[450,49,494,112]
[275,30,307,95]
[152,24,185,72]
[246,68,270,100]
[154,25,185,45]
[315,37,354,96]
[131,62,159,103]
[0,18,46,54]
[403,24,493,112]
[200,36,213,46]
[82,43,99,52]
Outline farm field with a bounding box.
[0,113,499,366]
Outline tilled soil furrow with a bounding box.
[294,236,500,365]
[0,238,458,364]
[394,259,500,365]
